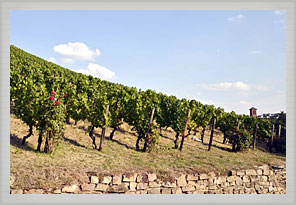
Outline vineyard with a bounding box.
[10,45,286,190]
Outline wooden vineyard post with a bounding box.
[143,108,155,152]
[237,121,240,130]
[98,105,110,152]
[208,117,216,151]
[278,124,281,140]
[269,124,275,153]
[179,109,191,151]
[252,123,258,150]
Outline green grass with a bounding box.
[10,114,285,190]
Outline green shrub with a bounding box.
[257,119,272,140]
[226,128,253,152]
[146,130,161,153]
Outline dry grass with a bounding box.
[10,114,285,190]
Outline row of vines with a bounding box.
[10,45,286,154]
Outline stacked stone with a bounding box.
[10,164,286,194]
[226,164,286,194]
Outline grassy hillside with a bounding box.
[10,114,285,190]
[9,45,285,190]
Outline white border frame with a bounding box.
[1,0,294,204]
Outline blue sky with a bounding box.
[10,10,286,115]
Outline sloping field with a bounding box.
[10,114,285,190]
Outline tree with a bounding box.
[170,98,190,149]
[106,84,126,140]
[217,111,238,144]
[124,88,160,151]
[85,78,109,150]
[155,92,171,136]
[197,104,215,143]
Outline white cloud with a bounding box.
[253,85,269,92]
[249,50,263,55]
[199,82,269,93]
[61,58,74,64]
[233,82,249,90]
[274,10,285,15]
[77,63,115,80]
[53,42,101,63]
[227,14,245,23]
[197,99,215,106]
[200,81,249,91]
[215,82,232,89]
[48,57,56,63]
[237,91,251,97]
[239,100,249,105]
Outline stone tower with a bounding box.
[249,107,257,117]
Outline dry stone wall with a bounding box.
[10,164,286,194]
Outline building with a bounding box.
[249,107,257,117]
[258,112,284,120]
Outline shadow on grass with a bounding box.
[10,133,36,152]
[110,138,137,151]
[255,145,286,157]
[93,133,138,151]
[211,144,233,152]
[200,140,232,152]
[62,136,88,149]
[77,125,90,133]
[73,125,140,152]
[207,140,286,157]
[253,139,286,157]
[116,127,137,136]
[77,125,138,137]
[159,134,174,141]
[178,143,208,152]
